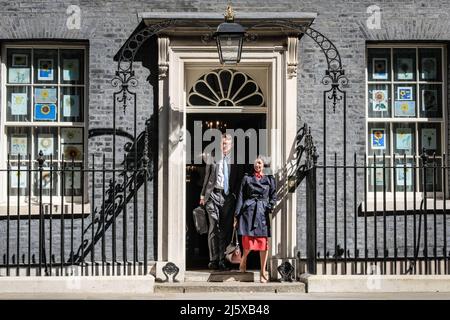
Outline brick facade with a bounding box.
[0,0,449,268]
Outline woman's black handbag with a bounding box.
[192,206,208,234]
[225,228,242,264]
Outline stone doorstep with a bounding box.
[154,281,306,293]
[185,270,259,282]
[300,274,450,293]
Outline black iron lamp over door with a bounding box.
[214,4,246,65]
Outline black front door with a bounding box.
[185,113,266,270]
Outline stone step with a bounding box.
[185,270,258,282]
[154,281,306,293]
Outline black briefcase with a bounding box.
[193,206,208,235]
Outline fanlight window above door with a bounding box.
[187,69,265,107]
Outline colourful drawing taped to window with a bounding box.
[10,167,28,188]
[12,54,28,67]
[63,144,83,160]
[371,128,385,150]
[372,58,388,80]
[372,90,388,112]
[422,89,438,113]
[8,68,30,84]
[38,59,54,81]
[421,57,437,80]
[11,93,28,115]
[397,58,414,80]
[394,101,415,117]
[63,95,80,117]
[64,168,81,189]
[61,128,83,144]
[37,134,54,155]
[63,59,80,81]
[395,127,412,150]
[35,88,57,103]
[10,134,28,155]
[396,164,413,187]
[421,128,437,151]
[34,104,56,120]
[397,87,413,101]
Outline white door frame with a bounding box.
[155,36,299,281]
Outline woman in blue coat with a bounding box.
[233,156,276,283]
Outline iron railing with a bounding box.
[303,150,450,276]
[0,121,153,277]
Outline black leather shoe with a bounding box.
[218,261,230,271]
[208,261,219,270]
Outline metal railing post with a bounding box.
[306,148,318,275]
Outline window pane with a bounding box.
[394,84,416,118]
[419,48,442,82]
[7,48,31,84]
[60,49,84,84]
[62,144,83,161]
[419,84,442,118]
[7,127,31,160]
[61,127,84,162]
[368,158,391,192]
[33,162,58,197]
[393,48,416,81]
[368,122,390,156]
[60,87,83,122]
[7,86,31,121]
[34,86,58,122]
[9,161,29,197]
[419,158,442,192]
[368,48,391,81]
[393,123,415,156]
[63,163,82,196]
[34,127,58,160]
[394,158,414,192]
[368,84,391,117]
[419,123,441,156]
[33,49,58,84]
[61,127,83,144]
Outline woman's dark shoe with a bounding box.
[218,261,231,271]
[208,261,219,270]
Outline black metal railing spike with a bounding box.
[32,254,36,264]
[22,254,25,264]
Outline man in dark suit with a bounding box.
[199,133,240,270]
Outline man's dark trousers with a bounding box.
[205,187,235,265]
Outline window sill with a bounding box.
[0,202,91,219]
[359,198,450,216]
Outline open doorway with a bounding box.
[186,113,267,270]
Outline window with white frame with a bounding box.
[366,44,446,194]
[2,44,86,199]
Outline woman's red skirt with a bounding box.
[242,236,268,251]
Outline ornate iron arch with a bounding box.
[112,18,349,170]
[113,19,348,114]
[111,17,350,198]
